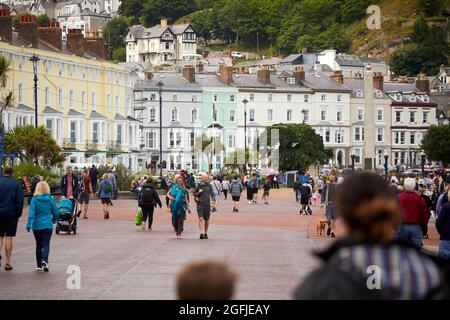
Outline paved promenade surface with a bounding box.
[0,189,439,300]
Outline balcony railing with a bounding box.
[62,138,76,149]
[107,140,124,152]
[86,141,99,151]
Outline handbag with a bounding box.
[135,207,143,226]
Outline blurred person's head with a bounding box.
[201,173,208,183]
[404,177,415,191]
[176,176,184,187]
[328,174,336,183]
[146,177,154,184]
[177,259,237,300]
[336,172,400,244]
[65,166,73,176]
[3,167,13,176]
[34,181,51,196]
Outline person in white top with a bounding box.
[211,176,223,212]
[222,178,230,200]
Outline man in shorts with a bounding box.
[321,174,337,237]
[193,173,215,240]
[0,167,24,271]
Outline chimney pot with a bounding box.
[257,68,270,84]
[331,70,344,84]
[293,66,305,84]
[416,73,430,93]
[17,15,37,48]
[373,72,384,91]
[0,8,12,42]
[183,65,195,83]
[160,19,168,27]
[219,65,233,85]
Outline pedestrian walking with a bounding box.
[321,174,338,237]
[193,173,215,239]
[436,199,450,259]
[245,175,253,204]
[262,179,270,205]
[436,185,450,216]
[28,174,41,205]
[0,167,23,271]
[167,176,190,239]
[211,176,222,212]
[230,175,244,212]
[78,169,92,219]
[294,172,447,300]
[108,172,118,201]
[299,176,312,215]
[60,166,80,211]
[293,176,301,203]
[222,177,230,200]
[397,178,430,248]
[138,177,162,230]
[26,181,59,272]
[98,174,113,219]
[251,174,260,204]
[162,175,173,212]
[89,165,99,193]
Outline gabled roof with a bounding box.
[170,24,191,35]
[335,54,365,67]
[43,106,63,114]
[127,116,139,122]
[114,113,128,121]
[68,109,85,116]
[141,25,173,38]
[128,23,194,40]
[90,110,108,119]
[17,104,35,112]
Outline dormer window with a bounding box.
[375,90,382,98]
[409,93,416,102]
[396,93,402,101]
[423,94,429,102]
[356,90,363,98]
[287,77,295,84]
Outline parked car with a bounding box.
[231,51,245,58]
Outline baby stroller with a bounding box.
[55,198,78,235]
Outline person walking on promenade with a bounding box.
[26,181,59,272]
[230,175,244,212]
[262,179,271,205]
[89,165,99,193]
[436,185,450,216]
[108,172,118,202]
[167,176,190,239]
[397,177,430,248]
[161,175,173,212]
[222,177,230,200]
[138,177,162,230]
[78,169,92,219]
[293,176,301,203]
[98,174,114,219]
[245,175,253,204]
[211,176,222,212]
[61,166,80,211]
[0,167,23,271]
[321,174,337,237]
[28,174,41,205]
[436,197,450,259]
[251,174,260,204]
[294,172,449,300]
[193,173,215,239]
[299,176,312,215]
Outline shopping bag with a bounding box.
[135,207,143,226]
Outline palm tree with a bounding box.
[0,55,14,122]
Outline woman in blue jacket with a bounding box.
[98,174,114,219]
[26,181,59,272]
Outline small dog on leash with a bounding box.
[316,217,329,236]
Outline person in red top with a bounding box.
[397,177,431,248]
[78,169,92,219]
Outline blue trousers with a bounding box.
[439,240,450,260]
[33,229,52,267]
[397,224,423,249]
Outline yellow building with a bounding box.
[0,15,140,170]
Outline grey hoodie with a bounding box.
[230,179,244,197]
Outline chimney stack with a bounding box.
[144,71,153,80]
[183,65,195,83]
[160,19,168,27]
[0,8,12,43]
[196,63,203,73]
[292,66,305,84]
[17,15,37,48]
[416,72,430,93]
[219,65,233,85]
[85,30,106,59]
[440,64,446,75]
[66,28,86,57]
[399,75,408,83]
[37,19,62,51]
[373,72,384,91]
[257,68,270,84]
[331,70,344,84]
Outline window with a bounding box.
[287,94,291,102]
[337,95,342,102]
[91,92,96,110]
[304,95,309,102]
[116,124,122,144]
[267,109,273,122]
[165,42,169,50]
[325,129,330,143]
[377,127,384,142]
[191,108,198,123]
[287,109,292,122]
[249,93,254,101]
[106,94,111,111]
[18,83,24,103]
[287,77,295,84]
[321,109,326,121]
[169,131,174,147]
[249,109,255,122]
[268,93,272,102]
[176,131,182,147]
[336,110,342,122]
[192,95,197,102]
[146,131,156,149]
[321,94,326,101]
[172,94,177,102]
[69,90,74,109]
[423,111,429,124]
[18,56,24,70]
[213,94,217,102]
[150,93,156,101]
[229,110,235,122]
[46,119,53,137]
[302,110,309,122]
[395,111,401,123]
[228,132,235,148]
[355,148,363,164]
[70,121,77,142]
[395,132,405,144]
[335,129,344,143]
[45,87,50,105]
[82,91,86,110]
[410,132,415,145]
[410,111,416,123]
[115,95,119,112]
[171,108,178,122]
[377,108,383,121]
[189,131,195,148]
[357,108,364,121]
[356,89,363,98]
[230,95,235,102]
[149,108,156,122]
[59,63,64,76]
[354,127,364,142]
[58,88,63,108]
[92,122,98,142]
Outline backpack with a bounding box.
[300,184,311,197]
[103,181,112,193]
[78,178,86,193]
[140,186,155,205]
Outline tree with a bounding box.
[420,124,450,166]
[141,0,197,26]
[259,123,332,172]
[112,48,126,62]
[194,133,224,172]
[223,148,251,172]
[35,14,51,27]
[0,55,14,124]
[104,16,131,57]
[119,0,144,24]
[5,125,66,168]
[416,0,444,17]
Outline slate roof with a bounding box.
[68,109,85,116]
[17,104,35,112]
[114,113,128,121]
[90,110,108,119]
[43,106,62,113]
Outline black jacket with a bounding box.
[138,183,162,208]
[60,174,80,199]
[293,238,450,300]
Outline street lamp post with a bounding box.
[384,151,389,178]
[156,81,164,177]
[420,151,426,177]
[242,98,248,173]
[29,54,40,128]
[350,151,356,171]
